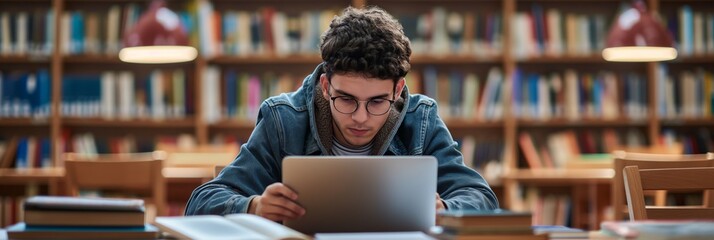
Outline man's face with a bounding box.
[320,73,404,148]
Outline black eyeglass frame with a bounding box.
[327,84,395,116]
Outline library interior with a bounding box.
[1,0,713,239]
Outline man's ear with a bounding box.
[320,74,330,100]
[394,78,406,99]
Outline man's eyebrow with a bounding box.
[333,89,390,99]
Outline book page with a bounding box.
[155,215,266,239]
[225,214,310,240]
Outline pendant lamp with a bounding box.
[119,0,197,64]
[602,0,676,62]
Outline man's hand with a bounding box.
[436,193,446,211]
[248,183,306,221]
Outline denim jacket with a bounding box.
[184,64,499,215]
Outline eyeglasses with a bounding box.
[328,84,395,116]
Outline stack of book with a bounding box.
[6,196,158,239]
[431,209,544,240]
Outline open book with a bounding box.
[155,214,310,240]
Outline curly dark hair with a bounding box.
[320,6,411,84]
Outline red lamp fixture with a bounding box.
[602,0,676,62]
[119,0,197,64]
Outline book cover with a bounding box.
[24,196,144,212]
[437,209,532,228]
[6,223,158,239]
[24,209,144,227]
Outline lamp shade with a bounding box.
[602,1,677,62]
[119,0,197,64]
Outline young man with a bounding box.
[185,6,498,221]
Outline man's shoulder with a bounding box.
[405,93,436,111]
[263,91,308,110]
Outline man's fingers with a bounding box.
[262,204,301,219]
[268,196,305,215]
[266,183,298,200]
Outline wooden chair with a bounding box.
[623,165,714,220]
[155,143,237,168]
[63,151,167,222]
[612,151,714,221]
[214,165,226,178]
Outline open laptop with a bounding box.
[282,156,437,234]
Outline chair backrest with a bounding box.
[63,151,167,218]
[623,165,714,220]
[214,165,225,178]
[156,143,237,168]
[611,151,714,221]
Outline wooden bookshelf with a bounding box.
[1,0,713,229]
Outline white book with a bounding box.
[1,13,11,54]
[155,214,310,240]
[272,12,290,56]
[197,0,215,57]
[16,12,28,54]
[150,70,165,120]
[100,72,115,119]
[237,11,252,56]
[462,73,479,119]
[563,69,579,120]
[694,12,704,54]
[577,15,589,55]
[665,75,676,119]
[546,9,563,56]
[172,70,185,118]
[118,71,134,119]
[106,5,121,54]
[430,7,449,56]
[681,71,695,117]
[61,12,71,55]
[202,66,220,123]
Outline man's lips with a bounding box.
[348,128,369,136]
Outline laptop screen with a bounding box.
[282,156,437,234]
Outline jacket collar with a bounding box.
[304,63,409,155]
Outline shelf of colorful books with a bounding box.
[373,0,504,59]
[62,118,195,128]
[510,0,622,60]
[517,118,649,128]
[657,1,714,60]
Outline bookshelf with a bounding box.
[1,0,713,229]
